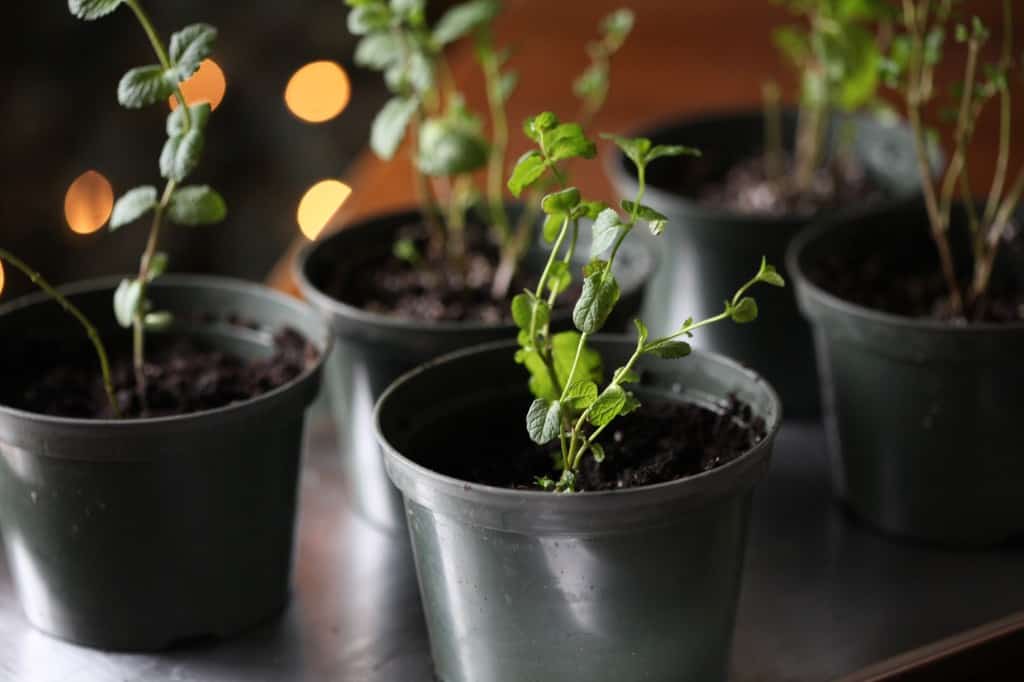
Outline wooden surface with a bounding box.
[270,0,1022,293]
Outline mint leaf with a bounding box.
[160,128,204,181]
[147,252,169,281]
[433,0,500,46]
[166,185,227,226]
[110,186,157,230]
[645,144,700,162]
[526,399,562,444]
[590,442,606,462]
[166,102,211,137]
[730,297,759,323]
[601,133,651,168]
[563,380,598,410]
[645,339,691,358]
[633,319,648,344]
[508,150,547,197]
[589,208,623,257]
[756,257,786,287]
[573,272,619,334]
[510,292,549,331]
[68,0,123,20]
[588,385,626,427]
[143,311,174,331]
[621,199,668,235]
[546,260,572,296]
[118,65,175,109]
[416,117,489,176]
[371,96,417,160]
[544,123,596,162]
[541,187,581,215]
[355,33,403,70]
[169,23,217,80]
[348,3,392,35]
[523,111,558,141]
[113,278,141,328]
[542,213,563,242]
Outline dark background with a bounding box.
[1,1,388,298]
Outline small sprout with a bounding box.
[393,238,421,265]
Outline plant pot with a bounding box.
[788,202,1024,545]
[295,208,656,532]
[375,338,781,682]
[607,109,926,418]
[0,275,330,650]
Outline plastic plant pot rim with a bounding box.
[0,273,332,432]
[787,215,1024,336]
[374,336,782,533]
[293,205,658,335]
[604,107,929,229]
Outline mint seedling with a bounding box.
[0,249,119,416]
[69,0,227,404]
[348,0,633,296]
[769,0,888,188]
[509,114,785,492]
[883,0,1021,316]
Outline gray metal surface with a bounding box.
[0,419,1021,681]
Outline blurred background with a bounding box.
[1,0,1017,298]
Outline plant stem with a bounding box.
[125,0,191,125]
[0,250,120,417]
[762,81,783,181]
[982,0,1014,228]
[478,29,511,247]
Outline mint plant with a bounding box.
[0,250,119,416]
[882,0,1021,317]
[69,0,227,405]
[348,0,632,294]
[769,0,887,189]
[508,114,785,492]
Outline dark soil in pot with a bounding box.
[1,328,319,419]
[424,396,767,491]
[320,220,567,323]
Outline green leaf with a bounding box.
[574,63,607,100]
[526,399,562,444]
[393,238,420,264]
[510,292,548,331]
[433,0,500,46]
[589,442,606,463]
[166,102,211,137]
[730,297,759,324]
[541,187,581,215]
[589,385,626,427]
[160,128,204,182]
[552,330,602,386]
[621,200,668,235]
[169,23,217,80]
[774,25,809,67]
[68,0,122,20]
[118,65,175,109]
[523,111,558,141]
[391,0,424,16]
[113,278,141,328]
[109,186,157,230]
[576,200,609,220]
[756,257,786,287]
[542,213,563,242]
[166,185,227,225]
[497,71,518,101]
[582,259,608,277]
[601,8,634,44]
[644,339,691,358]
[573,272,619,334]
[355,32,404,70]
[616,367,641,383]
[590,208,623,257]
[621,391,641,416]
[546,260,572,295]
[563,380,598,410]
[416,117,489,176]
[348,3,392,35]
[407,51,435,94]
[507,150,547,197]
[544,123,596,162]
[601,133,651,168]
[147,252,169,281]
[535,475,555,490]
[143,311,174,331]
[645,144,700,162]
[370,96,417,160]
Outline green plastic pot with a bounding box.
[0,276,330,650]
[607,109,927,418]
[789,202,1024,545]
[375,338,781,682]
[295,208,656,532]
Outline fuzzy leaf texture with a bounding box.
[113,278,142,328]
[526,399,562,444]
[355,33,403,70]
[166,186,227,226]
[348,4,392,35]
[589,208,623,257]
[68,0,122,20]
[541,187,581,215]
[543,123,596,163]
[109,186,157,230]
[118,65,175,109]
[508,151,547,197]
[371,96,417,160]
[433,0,500,46]
[573,272,620,334]
[169,24,217,81]
[588,385,626,427]
[160,128,204,182]
[645,339,691,359]
[166,103,211,137]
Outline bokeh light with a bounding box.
[0,261,5,298]
[169,59,227,111]
[285,61,351,123]
[297,179,352,240]
[64,170,114,235]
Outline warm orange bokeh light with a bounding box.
[285,61,351,123]
[64,170,114,235]
[0,261,5,298]
[169,59,227,111]
[297,180,352,240]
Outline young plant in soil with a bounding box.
[508,114,785,492]
[69,0,227,405]
[882,0,1022,319]
[0,251,119,416]
[707,0,888,214]
[347,0,633,305]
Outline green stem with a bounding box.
[0,250,120,417]
[124,0,191,126]
[479,29,510,245]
